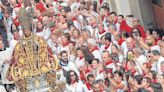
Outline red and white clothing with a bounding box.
[103,42,113,54]
[105,60,116,73]
[95,29,107,42]
[57,42,70,53]
[116,20,132,33]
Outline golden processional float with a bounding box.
[7,1,65,92]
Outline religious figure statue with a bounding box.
[6,7,65,92]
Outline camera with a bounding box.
[111,53,119,62]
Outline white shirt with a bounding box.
[151,56,164,74]
[136,55,147,66]
[36,26,51,41]
[0,48,13,84]
[0,85,6,92]
[75,57,85,69]
[9,39,18,51]
[60,61,79,76]
[91,49,102,62]
[65,81,89,92]
[157,56,164,74]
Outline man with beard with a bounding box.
[139,35,160,53]
[59,50,79,77]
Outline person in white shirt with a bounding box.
[59,50,79,76]
[133,47,147,74]
[151,50,164,74]
[9,25,22,51]
[37,15,51,41]
[87,38,102,61]
[65,70,88,92]
[0,39,15,92]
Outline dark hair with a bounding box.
[122,31,129,38]
[113,43,119,48]
[134,75,143,85]
[85,53,94,64]
[76,46,90,57]
[63,33,71,41]
[127,14,134,18]
[110,11,117,16]
[93,1,97,12]
[149,70,157,80]
[137,88,149,92]
[60,50,67,56]
[151,83,163,92]
[131,28,141,37]
[105,33,111,42]
[63,6,71,13]
[151,50,160,55]
[114,70,123,79]
[143,77,151,86]
[152,29,160,35]
[87,74,94,81]
[66,70,79,85]
[118,15,124,19]
[146,29,153,35]
[34,0,40,3]
[11,23,19,34]
[92,58,100,64]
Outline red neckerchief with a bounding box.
[101,15,105,21]
[72,17,77,21]
[114,19,118,24]
[107,12,110,16]
[118,38,125,45]
[85,68,91,74]
[36,2,46,12]
[62,41,69,47]
[105,60,113,66]
[99,0,103,5]
[14,3,21,8]
[90,47,99,53]
[13,17,19,26]
[99,69,104,74]
[152,79,157,83]
[38,16,43,21]
[125,64,136,75]
[71,80,77,84]
[155,37,161,45]
[99,29,106,34]
[86,82,92,90]
[80,72,87,83]
[37,29,43,32]
[79,56,84,60]
[105,42,111,49]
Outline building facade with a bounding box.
[109,0,164,29]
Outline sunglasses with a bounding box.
[70,73,75,77]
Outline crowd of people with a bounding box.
[0,0,164,92]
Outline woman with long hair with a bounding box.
[65,70,88,92]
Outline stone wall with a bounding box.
[152,0,164,29]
